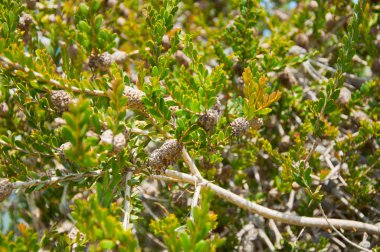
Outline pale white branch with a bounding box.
[122,171,133,230]
[152,170,380,235]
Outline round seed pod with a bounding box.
[148,139,183,173]
[18,13,33,31]
[98,52,112,71]
[198,100,222,132]
[198,109,219,132]
[0,102,9,116]
[50,90,72,113]
[231,117,250,136]
[89,52,112,72]
[295,33,309,49]
[0,178,13,202]
[123,86,145,111]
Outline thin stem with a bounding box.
[122,171,133,230]
[318,204,371,252]
[190,185,201,221]
[0,56,107,97]
[12,170,104,189]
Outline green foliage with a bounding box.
[62,98,98,168]
[71,195,139,252]
[150,190,225,252]
[242,67,282,119]
[0,0,379,251]
[0,224,39,252]
[75,0,117,53]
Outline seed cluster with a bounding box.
[148,139,183,173]
[123,86,145,111]
[231,117,250,136]
[0,178,12,202]
[18,13,33,31]
[51,90,72,113]
[89,52,112,72]
[198,110,219,132]
[198,100,222,132]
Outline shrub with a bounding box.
[0,0,379,251]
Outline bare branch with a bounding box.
[152,170,380,235]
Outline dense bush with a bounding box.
[0,0,379,251]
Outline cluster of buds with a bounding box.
[0,178,13,202]
[148,139,183,173]
[231,117,250,136]
[100,129,126,152]
[50,90,72,113]
[18,13,33,31]
[198,100,222,132]
[123,86,145,111]
[89,52,112,72]
[230,117,263,137]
